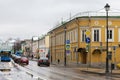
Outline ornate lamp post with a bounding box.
[104,3,110,73]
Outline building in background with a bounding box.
[21,39,31,57]
[21,35,50,59]
[39,35,49,59]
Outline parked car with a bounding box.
[20,57,29,65]
[11,54,16,59]
[14,56,21,63]
[37,57,50,66]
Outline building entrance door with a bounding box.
[81,52,87,64]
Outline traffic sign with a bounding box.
[66,40,70,44]
[66,40,70,50]
[86,30,91,36]
[66,44,70,50]
[66,50,70,54]
[85,37,90,43]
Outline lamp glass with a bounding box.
[104,4,110,11]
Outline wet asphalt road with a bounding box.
[0,60,120,80]
[23,61,120,80]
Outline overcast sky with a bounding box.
[0,0,119,41]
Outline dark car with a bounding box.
[20,57,29,65]
[14,56,21,63]
[37,57,50,66]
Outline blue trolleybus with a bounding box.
[0,50,11,62]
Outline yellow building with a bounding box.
[49,14,120,67]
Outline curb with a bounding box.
[11,61,45,80]
[81,70,105,75]
[81,69,120,76]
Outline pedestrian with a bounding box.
[31,54,33,59]
[58,59,60,64]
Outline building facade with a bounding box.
[39,35,49,58]
[49,15,120,67]
[21,35,50,59]
[21,39,31,57]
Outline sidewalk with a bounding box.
[52,62,120,75]
[78,67,120,75]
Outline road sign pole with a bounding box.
[85,37,91,66]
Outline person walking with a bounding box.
[58,59,60,64]
[31,54,33,59]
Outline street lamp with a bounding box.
[104,3,110,73]
[64,26,67,66]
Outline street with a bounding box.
[0,1,120,80]
[0,60,120,80]
[23,60,120,80]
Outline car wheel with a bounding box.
[38,63,40,66]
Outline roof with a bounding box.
[48,16,120,33]
[48,10,120,33]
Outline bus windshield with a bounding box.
[0,51,11,56]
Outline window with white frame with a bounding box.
[92,28,101,42]
[108,30,112,40]
[107,28,114,42]
[81,30,86,42]
[68,32,70,40]
[74,29,77,42]
[70,31,72,43]
[66,32,68,40]
[73,29,77,42]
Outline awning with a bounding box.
[92,49,101,54]
[77,48,86,53]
